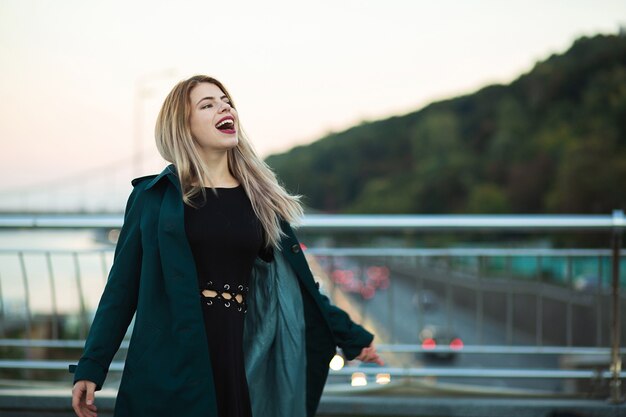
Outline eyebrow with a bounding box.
[196,95,229,105]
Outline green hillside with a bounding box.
[265,33,626,214]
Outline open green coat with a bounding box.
[68,164,374,417]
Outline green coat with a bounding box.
[68,163,374,417]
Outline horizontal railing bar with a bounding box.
[0,214,123,229]
[1,360,623,379]
[0,339,125,348]
[376,344,626,354]
[1,340,624,355]
[331,366,626,379]
[0,360,122,372]
[0,248,110,255]
[306,248,626,257]
[1,213,625,231]
[1,247,625,257]
[302,214,626,231]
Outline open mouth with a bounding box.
[215,118,236,134]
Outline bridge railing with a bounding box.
[0,212,623,402]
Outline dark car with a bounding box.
[418,324,463,361]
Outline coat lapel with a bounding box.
[157,182,205,341]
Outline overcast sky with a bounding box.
[1,0,625,190]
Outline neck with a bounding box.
[196,149,237,186]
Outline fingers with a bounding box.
[371,352,385,366]
[72,381,87,417]
[362,351,384,365]
[80,404,98,417]
[84,381,98,417]
[354,343,385,365]
[71,381,98,417]
[366,343,384,365]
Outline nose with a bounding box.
[219,100,232,112]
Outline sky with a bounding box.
[1,0,625,192]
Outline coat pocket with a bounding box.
[124,322,162,376]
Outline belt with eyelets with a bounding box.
[199,280,249,313]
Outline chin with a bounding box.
[223,136,239,149]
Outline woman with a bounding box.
[69,75,383,417]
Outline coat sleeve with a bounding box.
[279,218,376,361]
[68,185,145,390]
[315,289,375,361]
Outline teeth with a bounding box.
[216,119,234,128]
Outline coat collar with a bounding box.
[145,163,179,192]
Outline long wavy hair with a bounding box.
[154,75,304,250]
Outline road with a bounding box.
[313,255,566,393]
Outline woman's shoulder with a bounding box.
[131,174,158,187]
[125,174,160,212]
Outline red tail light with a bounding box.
[449,338,464,350]
[422,338,436,350]
[360,285,375,299]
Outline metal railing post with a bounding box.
[73,252,88,339]
[45,251,59,340]
[566,256,573,347]
[608,209,624,404]
[506,255,513,345]
[0,270,5,338]
[596,255,603,346]
[17,251,32,338]
[476,255,484,345]
[536,255,543,347]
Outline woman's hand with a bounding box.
[72,380,98,417]
[354,341,384,365]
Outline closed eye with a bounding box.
[200,99,232,110]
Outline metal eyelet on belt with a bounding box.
[291,243,300,253]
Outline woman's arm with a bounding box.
[69,184,145,390]
[279,219,382,363]
[316,288,378,361]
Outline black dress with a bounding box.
[184,184,272,417]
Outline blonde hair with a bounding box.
[154,74,304,250]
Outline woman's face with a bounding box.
[188,82,238,152]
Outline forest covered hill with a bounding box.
[265,33,626,214]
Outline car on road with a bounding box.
[418,323,463,361]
